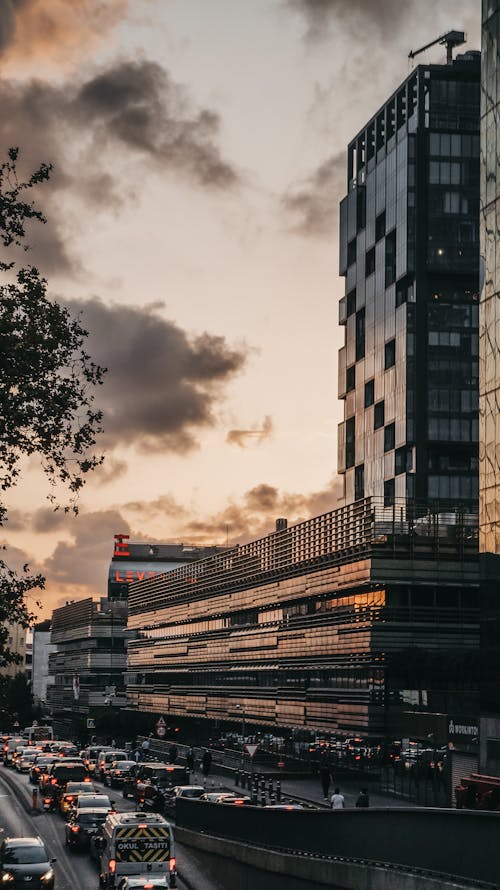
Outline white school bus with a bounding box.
[97,811,176,888]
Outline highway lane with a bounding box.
[0,765,215,890]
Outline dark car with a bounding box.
[0,836,56,889]
[59,781,97,818]
[163,785,205,815]
[41,761,88,798]
[65,808,109,850]
[134,764,189,811]
[30,755,59,785]
[105,759,136,788]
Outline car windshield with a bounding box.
[182,789,203,798]
[78,796,110,808]
[3,846,47,864]
[67,783,93,794]
[149,769,179,784]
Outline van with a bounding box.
[3,737,24,767]
[96,750,128,782]
[97,811,176,888]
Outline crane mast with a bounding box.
[409,30,466,66]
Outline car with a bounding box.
[40,761,89,800]
[57,744,79,758]
[0,836,56,888]
[163,785,205,815]
[65,808,109,850]
[199,792,248,803]
[60,780,98,818]
[2,738,24,767]
[105,759,136,787]
[15,752,38,773]
[116,878,172,889]
[67,792,113,819]
[134,763,189,811]
[30,755,59,785]
[96,749,128,782]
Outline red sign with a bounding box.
[114,534,130,557]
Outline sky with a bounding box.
[0,0,481,617]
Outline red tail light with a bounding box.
[66,795,73,802]
[71,825,80,833]
[84,777,91,782]
[109,860,116,874]
[43,798,52,805]
[169,857,176,873]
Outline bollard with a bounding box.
[270,791,276,805]
[32,787,38,810]
[251,788,258,806]
[260,791,266,807]
[268,778,273,796]
[235,770,240,787]
[260,777,266,794]
[276,780,281,802]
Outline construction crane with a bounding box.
[408,30,466,66]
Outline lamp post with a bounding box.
[235,704,245,768]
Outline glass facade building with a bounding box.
[338,55,480,509]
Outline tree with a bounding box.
[0,149,106,664]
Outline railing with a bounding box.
[128,498,478,621]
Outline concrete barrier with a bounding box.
[176,798,499,886]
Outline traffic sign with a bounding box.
[244,744,259,759]
[156,726,166,737]
[87,718,95,730]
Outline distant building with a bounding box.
[47,597,131,736]
[108,534,227,599]
[32,621,56,706]
[0,622,27,678]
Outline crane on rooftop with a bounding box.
[409,30,466,66]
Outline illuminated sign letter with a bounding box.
[114,534,130,557]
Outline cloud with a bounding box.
[0,0,128,65]
[178,475,344,545]
[282,151,344,237]
[87,456,129,486]
[67,297,247,454]
[41,509,130,590]
[287,0,410,40]
[123,495,187,521]
[0,60,239,276]
[226,415,273,448]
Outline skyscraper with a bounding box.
[338,52,480,510]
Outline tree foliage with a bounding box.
[0,149,106,657]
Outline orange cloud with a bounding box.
[0,0,128,65]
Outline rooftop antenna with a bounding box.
[408,30,466,66]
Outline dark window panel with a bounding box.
[384,478,395,507]
[374,400,385,430]
[384,422,395,452]
[346,364,356,393]
[365,246,376,277]
[385,338,396,369]
[354,464,364,501]
[364,379,375,408]
[356,308,366,361]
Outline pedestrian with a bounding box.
[331,787,345,809]
[201,749,212,778]
[186,747,195,772]
[168,744,178,763]
[319,763,331,801]
[134,748,141,763]
[355,788,370,808]
[141,734,151,759]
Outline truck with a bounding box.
[96,811,176,888]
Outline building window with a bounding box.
[347,238,357,266]
[385,229,396,287]
[385,338,396,369]
[346,288,356,317]
[374,400,385,430]
[357,187,366,231]
[365,246,376,277]
[395,446,412,475]
[384,422,395,452]
[355,308,365,361]
[364,379,374,407]
[376,211,386,242]
[346,417,355,469]
[346,364,356,393]
[355,464,365,501]
[384,478,395,507]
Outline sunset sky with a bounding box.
[0,0,480,616]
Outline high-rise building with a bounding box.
[338,52,480,509]
[479,0,500,774]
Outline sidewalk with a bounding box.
[187,763,419,809]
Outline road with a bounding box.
[0,765,221,890]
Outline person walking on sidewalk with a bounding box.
[356,788,370,808]
[186,747,195,772]
[331,787,345,809]
[319,763,332,801]
[202,749,212,778]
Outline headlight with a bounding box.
[41,868,54,883]
[1,874,14,884]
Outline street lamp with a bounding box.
[235,704,245,768]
